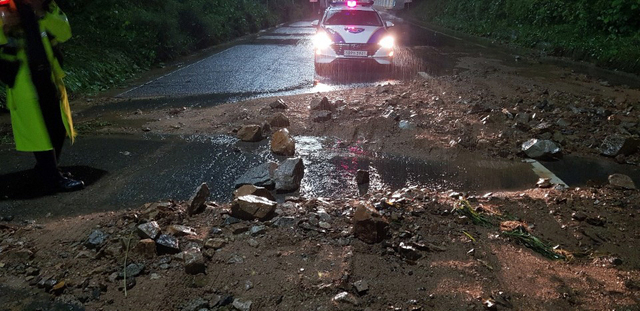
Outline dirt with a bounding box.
[2,54,640,310]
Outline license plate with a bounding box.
[344,50,367,57]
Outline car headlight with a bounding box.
[378,35,395,49]
[313,32,333,50]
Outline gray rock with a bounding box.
[85,230,108,249]
[274,158,305,193]
[234,185,276,201]
[233,298,252,311]
[332,291,359,305]
[166,225,197,237]
[237,125,263,142]
[600,136,639,157]
[204,238,227,250]
[310,97,333,111]
[271,129,295,156]
[270,99,288,109]
[187,183,210,216]
[273,217,297,228]
[536,178,552,188]
[352,280,369,295]
[270,113,290,128]
[137,221,161,240]
[515,112,531,124]
[118,263,145,279]
[156,234,180,255]
[522,139,561,159]
[356,170,370,185]
[250,225,267,236]
[353,203,389,243]
[184,248,206,275]
[608,174,636,190]
[234,162,278,189]
[247,239,260,247]
[224,217,242,226]
[398,242,422,261]
[312,111,332,122]
[181,297,209,311]
[231,195,277,220]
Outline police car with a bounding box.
[312,0,395,74]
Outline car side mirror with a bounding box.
[312,20,319,27]
[385,21,395,28]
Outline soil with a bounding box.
[2,53,640,310]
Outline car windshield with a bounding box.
[324,10,382,26]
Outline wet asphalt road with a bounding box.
[2,14,640,221]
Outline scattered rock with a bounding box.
[237,125,263,142]
[310,97,333,111]
[312,111,332,122]
[187,183,210,216]
[356,170,370,185]
[608,174,636,190]
[137,221,161,240]
[398,242,422,261]
[166,225,197,237]
[571,212,587,221]
[134,239,156,258]
[205,238,227,250]
[156,234,180,255]
[234,162,278,189]
[231,195,277,220]
[183,248,206,275]
[232,298,252,311]
[85,230,108,249]
[181,297,209,311]
[270,99,288,109]
[536,178,552,188]
[274,158,305,193]
[332,291,359,305]
[250,225,267,236]
[521,139,561,159]
[600,135,639,157]
[234,185,276,201]
[353,203,389,243]
[270,113,290,128]
[586,216,605,227]
[271,128,295,156]
[352,280,369,295]
[118,263,145,279]
[273,217,297,228]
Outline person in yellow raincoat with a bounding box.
[0,0,83,192]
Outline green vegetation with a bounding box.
[409,0,640,74]
[1,0,308,107]
[501,227,566,260]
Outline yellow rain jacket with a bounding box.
[0,1,75,152]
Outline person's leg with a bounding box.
[33,149,84,192]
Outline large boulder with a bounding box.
[237,125,263,142]
[271,128,295,156]
[599,135,639,157]
[274,158,305,193]
[234,162,279,189]
[608,174,636,190]
[231,195,277,220]
[233,184,276,201]
[270,113,290,128]
[310,97,334,111]
[353,203,389,243]
[521,139,561,159]
[187,183,210,216]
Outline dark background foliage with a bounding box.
[408,0,640,74]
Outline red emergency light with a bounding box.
[0,0,11,5]
[347,1,357,8]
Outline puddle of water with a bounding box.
[539,155,640,187]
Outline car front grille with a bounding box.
[332,43,377,56]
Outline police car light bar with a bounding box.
[329,0,374,7]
